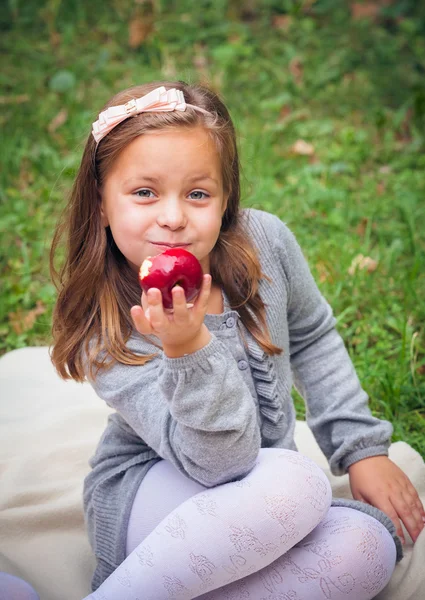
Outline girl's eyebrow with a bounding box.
[124,174,218,185]
[187,174,218,183]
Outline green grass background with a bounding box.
[1,1,424,458]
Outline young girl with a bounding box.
[49,81,424,600]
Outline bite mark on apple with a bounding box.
[140,258,153,280]
[138,248,203,310]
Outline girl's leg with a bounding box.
[126,462,396,600]
[125,457,208,555]
[197,506,397,600]
[86,448,333,600]
[0,572,40,600]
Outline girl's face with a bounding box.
[100,126,228,275]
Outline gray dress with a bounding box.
[83,208,403,591]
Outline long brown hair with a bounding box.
[50,80,282,381]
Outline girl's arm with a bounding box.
[272,216,425,545]
[270,215,393,476]
[86,333,261,488]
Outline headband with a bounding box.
[92,86,212,145]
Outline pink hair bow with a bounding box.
[92,86,209,144]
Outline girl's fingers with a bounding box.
[132,287,164,334]
[378,501,405,543]
[172,286,188,323]
[194,274,212,312]
[147,288,165,328]
[130,305,152,335]
[173,275,211,320]
[398,489,425,542]
[384,488,424,544]
[134,277,211,334]
[141,291,149,314]
[400,478,425,540]
[406,482,425,519]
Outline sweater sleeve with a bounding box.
[269,214,393,476]
[87,334,261,488]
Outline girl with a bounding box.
[49,81,424,600]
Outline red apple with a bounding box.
[139,248,204,310]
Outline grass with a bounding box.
[1,1,424,458]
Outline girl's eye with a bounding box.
[135,189,155,198]
[189,190,209,200]
[133,189,209,200]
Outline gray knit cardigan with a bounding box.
[83,207,403,591]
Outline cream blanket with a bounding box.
[0,347,424,600]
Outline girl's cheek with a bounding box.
[115,211,146,235]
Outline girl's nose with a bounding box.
[156,199,186,229]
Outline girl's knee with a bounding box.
[239,448,332,544]
[354,513,396,596]
[256,448,332,514]
[316,507,396,598]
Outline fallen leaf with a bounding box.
[348,254,378,276]
[351,3,380,20]
[228,33,242,44]
[129,15,153,48]
[48,109,68,133]
[302,0,318,12]
[351,0,395,21]
[272,15,293,31]
[50,30,61,48]
[9,301,47,335]
[356,217,369,237]
[278,105,292,121]
[343,73,357,85]
[0,95,30,105]
[316,261,334,283]
[376,181,386,195]
[289,57,303,87]
[291,139,315,156]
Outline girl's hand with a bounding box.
[130,274,212,353]
[348,455,425,544]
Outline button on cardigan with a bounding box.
[83,207,402,592]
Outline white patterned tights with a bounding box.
[86,449,396,600]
